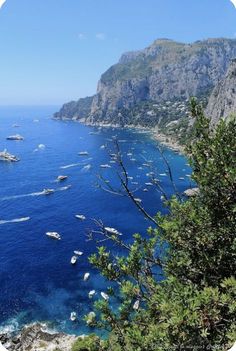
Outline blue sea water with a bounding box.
[0,106,193,335]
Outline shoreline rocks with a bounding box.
[0,323,77,351]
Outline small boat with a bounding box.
[88,290,96,298]
[74,250,83,256]
[133,300,140,310]
[63,185,72,190]
[159,173,167,177]
[145,182,153,186]
[104,227,122,236]
[57,175,68,181]
[143,188,148,192]
[12,124,20,128]
[86,311,96,325]
[0,149,19,162]
[179,177,185,180]
[46,232,61,240]
[134,198,142,203]
[83,272,90,281]
[71,256,77,265]
[100,164,111,168]
[75,214,86,220]
[70,312,77,321]
[101,292,109,301]
[42,188,54,195]
[78,151,89,156]
[6,134,24,141]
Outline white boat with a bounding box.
[12,124,20,128]
[104,227,122,236]
[179,177,185,180]
[100,164,111,168]
[88,290,96,298]
[71,256,77,265]
[74,250,83,256]
[101,292,109,301]
[134,198,142,203]
[70,312,77,321]
[46,232,61,240]
[0,149,19,162]
[83,272,90,281]
[42,188,54,195]
[145,182,153,186]
[6,134,24,141]
[86,311,96,325]
[133,300,140,310]
[78,151,89,156]
[57,175,68,181]
[75,214,86,220]
[63,185,72,190]
[159,173,167,176]
[143,188,148,192]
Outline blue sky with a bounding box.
[0,0,236,105]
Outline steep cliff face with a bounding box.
[54,38,236,127]
[206,59,236,125]
[53,96,94,120]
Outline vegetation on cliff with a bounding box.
[72,101,236,350]
[54,38,236,133]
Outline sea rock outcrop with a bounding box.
[0,324,77,351]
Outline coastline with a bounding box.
[0,323,78,351]
[53,117,186,154]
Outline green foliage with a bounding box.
[72,334,106,351]
[84,101,236,350]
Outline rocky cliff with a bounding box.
[54,96,94,121]
[206,59,236,125]
[0,323,77,351]
[54,38,236,128]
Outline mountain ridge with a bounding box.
[54,38,236,131]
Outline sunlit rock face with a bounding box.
[206,59,236,125]
[55,38,236,128]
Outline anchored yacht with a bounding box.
[0,149,19,162]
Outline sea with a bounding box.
[0,106,193,336]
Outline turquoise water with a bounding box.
[0,106,193,335]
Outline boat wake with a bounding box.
[60,158,92,169]
[60,162,81,169]
[0,217,30,225]
[0,186,71,201]
[81,164,92,172]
